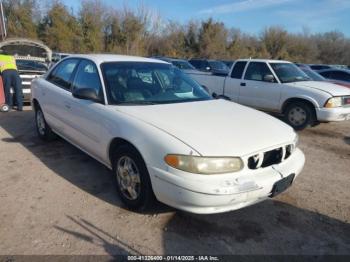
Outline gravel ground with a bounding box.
[0,107,349,256]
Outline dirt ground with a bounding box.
[0,106,349,256]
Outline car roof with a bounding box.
[235,58,291,63]
[65,54,169,65]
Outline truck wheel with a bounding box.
[35,106,57,141]
[112,145,155,211]
[0,104,9,112]
[284,102,316,130]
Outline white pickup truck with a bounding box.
[189,59,350,130]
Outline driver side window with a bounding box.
[244,62,274,82]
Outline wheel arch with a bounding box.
[108,137,146,168]
[32,98,40,111]
[282,97,318,115]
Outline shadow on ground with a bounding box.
[54,215,139,256]
[0,109,171,214]
[1,109,350,255]
[163,200,350,254]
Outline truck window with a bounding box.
[244,62,273,81]
[231,61,247,79]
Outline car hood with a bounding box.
[288,81,350,96]
[115,100,296,157]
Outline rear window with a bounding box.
[231,61,247,79]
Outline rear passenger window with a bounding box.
[231,61,247,79]
[48,59,79,90]
[244,62,273,81]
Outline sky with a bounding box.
[61,0,350,36]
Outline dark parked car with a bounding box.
[299,67,326,81]
[296,65,350,88]
[318,69,350,88]
[309,64,333,71]
[318,69,350,82]
[153,57,197,71]
[221,60,235,68]
[188,59,229,76]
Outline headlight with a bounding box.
[324,97,342,108]
[164,154,243,174]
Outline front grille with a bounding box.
[248,145,294,169]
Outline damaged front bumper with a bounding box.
[148,148,305,214]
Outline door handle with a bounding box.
[240,82,246,86]
[64,102,71,109]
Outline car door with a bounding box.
[64,59,107,161]
[239,61,281,111]
[223,61,247,102]
[44,58,80,136]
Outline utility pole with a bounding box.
[0,0,7,41]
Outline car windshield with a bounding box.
[101,62,211,105]
[171,60,196,70]
[270,63,311,83]
[300,68,326,81]
[16,59,48,71]
[209,61,229,71]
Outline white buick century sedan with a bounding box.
[31,55,305,214]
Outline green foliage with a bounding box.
[3,0,350,65]
[38,1,82,52]
[198,18,228,59]
[3,0,38,38]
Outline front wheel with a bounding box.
[284,102,316,130]
[35,106,57,141]
[112,145,155,211]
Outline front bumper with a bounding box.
[10,88,31,102]
[148,148,305,214]
[316,107,350,122]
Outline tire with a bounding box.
[284,101,316,130]
[112,145,155,211]
[0,104,9,112]
[35,105,57,141]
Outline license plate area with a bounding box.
[270,174,295,198]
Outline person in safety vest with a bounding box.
[0,52,23,111]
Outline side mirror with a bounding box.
[73,88,102,103]
[263,74,275,83]
[212,92,218,99]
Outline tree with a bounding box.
[261,26,288,59]
[315,31,347,64]
[3,0,38,39]
[198,18,228,59]
[79,0,107,52]
[38,1,83,52]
